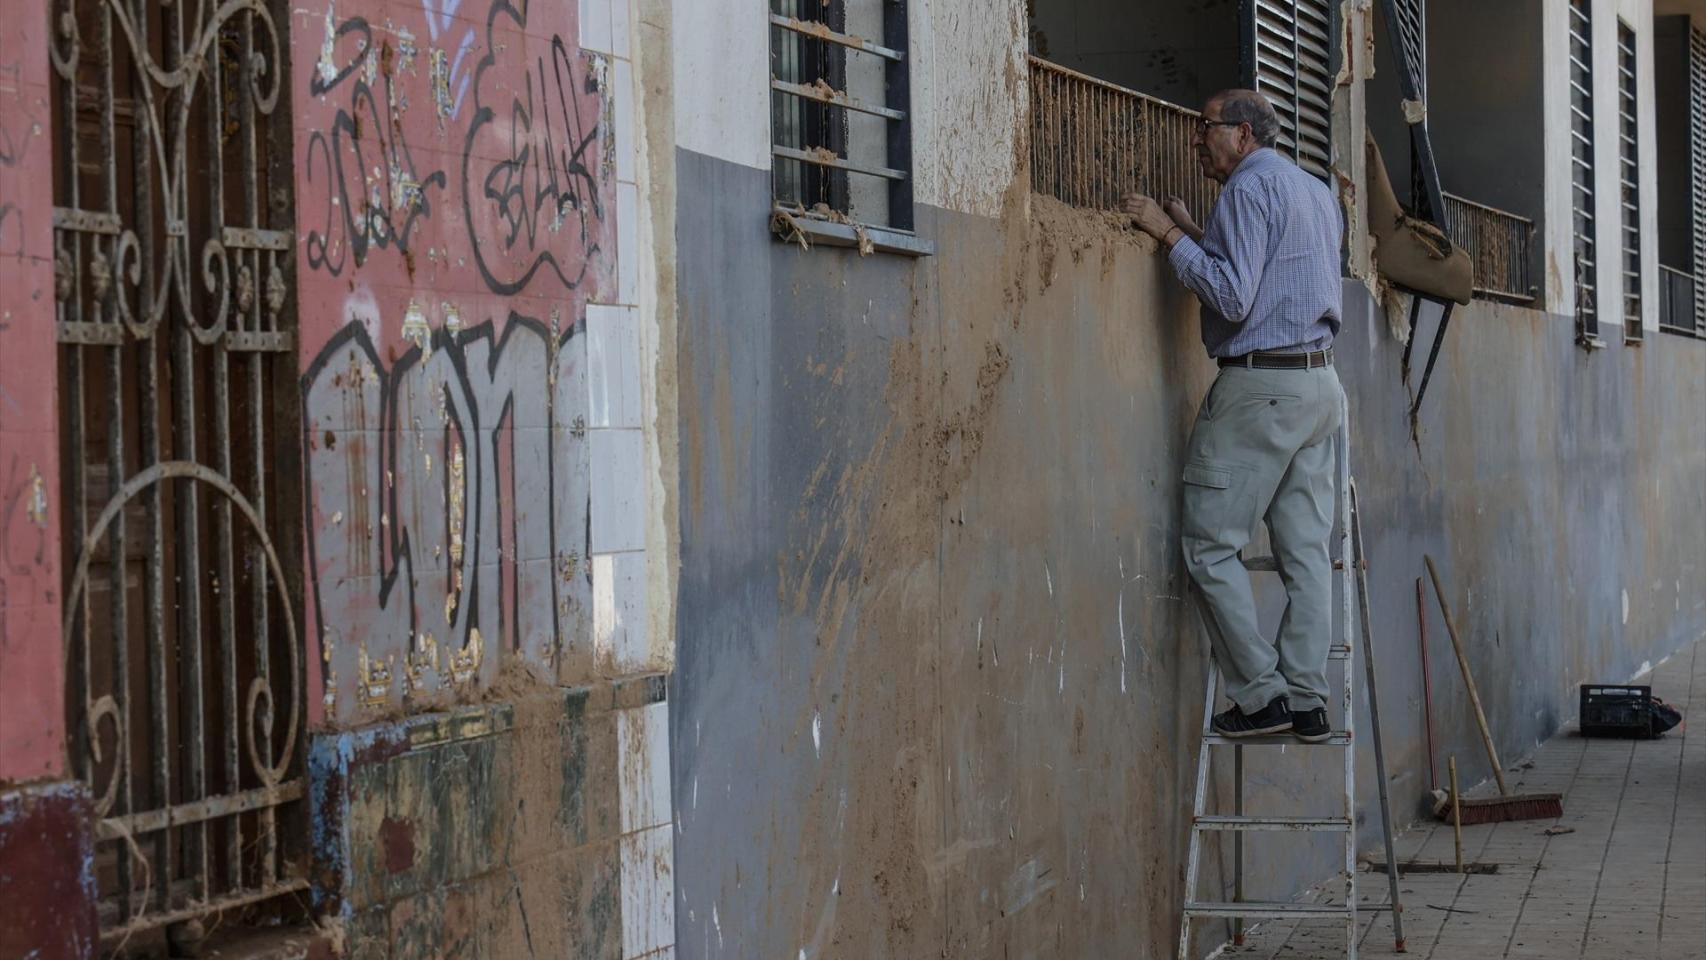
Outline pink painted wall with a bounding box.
[0,0,66,783]
[290,0,615,728]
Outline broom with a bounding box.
[1423,556,1565,824]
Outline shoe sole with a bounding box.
[1290,728,1331,743]
[1213,721,1292,738]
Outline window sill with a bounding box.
[770,207,934,258]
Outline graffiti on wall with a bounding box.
[293,0,614,722]
[302,308,594,719]
[300,0,609,294]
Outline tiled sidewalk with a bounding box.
[1220,637,1704,960]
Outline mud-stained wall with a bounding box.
[0,0,66,786]
[290,0,629,722]
[674,150,1706,957]
[308,682,670,960]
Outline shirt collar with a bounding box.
[1226,147,1280,184]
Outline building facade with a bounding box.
[1,0,1703,958]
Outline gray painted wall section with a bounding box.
[671,148,1706,959]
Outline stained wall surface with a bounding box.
[670,5,1706,959]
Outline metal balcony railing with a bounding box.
[1659,265,1701,336]
[1028,56,1218,220]
[1441,192,1536,303]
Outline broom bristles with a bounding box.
[1440,792,1565,825]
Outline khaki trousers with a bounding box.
[1180,363,1344,712]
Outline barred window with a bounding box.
[1569,0,1601,346]
[1617,21,1643,340]
[768,0,928,255]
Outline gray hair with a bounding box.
[1208,89,1280,148]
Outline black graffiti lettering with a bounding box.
[462,0,604,296]
[301,317,592,711]
[304,16,447,276]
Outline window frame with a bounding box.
[1569,0,1603,348]
[1616,19,1643,341]
[767,0,931,257]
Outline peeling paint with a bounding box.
[26,465,47,526]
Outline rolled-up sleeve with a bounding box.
[1167,183,1271,323]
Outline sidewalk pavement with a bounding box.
[1220,635,1705,960]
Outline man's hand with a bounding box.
[1162,194,1200,239]
[1119,191,1176,242]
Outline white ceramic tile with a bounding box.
[620,824,675,958]
[589,428,645,553]
[616,182,639,306]
[617,700,671,834]
[593,550,650,672]
[580,0,613,55]
[592,552,618,664]
[586,304,641,429]
[613,57,637,185]
[612,550,651,671]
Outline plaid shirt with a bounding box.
[1167,148,1343,358]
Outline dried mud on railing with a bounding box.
[1028,57,1218,223]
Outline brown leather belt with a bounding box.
[1217,348,1334,370]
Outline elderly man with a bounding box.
[1120,89,1345,743]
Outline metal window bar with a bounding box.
[1690,26,1706,332]
[768,0,915,233]
[1659,265,1699,335]
[1441,192,1536,303]
[49,0,305,942]
[1570,0,1600,343]
[1026,57,1219,223]
[1618,22,1643,339]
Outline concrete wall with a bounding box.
[0,0,66,787]
[671,4,1706,960]
[0,12,97,959]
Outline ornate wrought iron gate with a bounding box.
[49,0,304,943]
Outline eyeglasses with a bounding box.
[1195,118,1245,133]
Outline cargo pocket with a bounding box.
[1181,460,1233,544]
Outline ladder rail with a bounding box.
[1178,397,1408,960]
[1336,397,1358,960]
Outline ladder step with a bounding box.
[1328,644,1352,660]
[1194,815,1352,832]
[1202,732,1351,746]
[1241,555,1352,572]
[1184,901,1354,920]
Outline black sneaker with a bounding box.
[1212,698,1292,737]
[1290,706,1331,743]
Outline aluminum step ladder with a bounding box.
[1176,411,1407,960]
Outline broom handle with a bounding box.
[1425,555,1510,796]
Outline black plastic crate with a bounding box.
[1579,684,1655,738]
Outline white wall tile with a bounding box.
[580,0,613,55]
[614,57,637,185]
[620,824,675,958]
[587,304,642,429]
[590,428,645,553]
[593,550,650,672]
[616,182,639,306]
[617,700,672,834]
